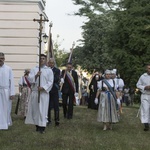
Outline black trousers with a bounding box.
[62,92,74,118]
[48,91,59,123]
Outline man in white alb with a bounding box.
[0,52,15,130]
[136,64,150,131]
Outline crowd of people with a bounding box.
[0,51,150,133]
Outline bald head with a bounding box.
[49,58,55,63]
[48,58,55,68]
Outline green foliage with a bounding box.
[72,0,150,86]
[110,0,150,86]
[73,13,117,72]
[51,35,69,67]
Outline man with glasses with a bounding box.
[0,52,15,130]
[25,54,54,134]
[136,64,150,131]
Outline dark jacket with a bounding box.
[61,69,78,94]
[50,67,60,93]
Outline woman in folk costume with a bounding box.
[95,70,119,130]
[17,69,31,118]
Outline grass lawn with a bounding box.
[0,101,150,150]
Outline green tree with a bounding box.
[72,0,117,73]
[52,35,69,67]
[45,35,69,67]
[72,0,150,86]
[109,0,150,86]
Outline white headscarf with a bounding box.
[105,69,111,74]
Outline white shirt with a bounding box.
[97,79,117,91]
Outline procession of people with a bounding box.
[0,51,149,133]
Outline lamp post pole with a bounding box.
[33,14,49,103]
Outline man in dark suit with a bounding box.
[60,62,79,119]
[47,58,60,126]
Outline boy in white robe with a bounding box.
[25,54,54,133]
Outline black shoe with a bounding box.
[144,123,149,131]
[36,125,40,132]
[39,127,45,134]
[39,130,45,134]
[47,121,52,126]
[55,121,60,126]
[67,116,72,119]
[144,128,149,131]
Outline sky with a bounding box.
[45,0,86,52]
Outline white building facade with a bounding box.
[0,0,48,93]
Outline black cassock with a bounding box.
[88,75,103,110]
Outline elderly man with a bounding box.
[136,64,150,131]
[25,54,54,134]
[47,58,60,126]
[0,52,15,130]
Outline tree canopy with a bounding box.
[72,0,150,87]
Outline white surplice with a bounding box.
[136,73,150,123]
[0,64,15,130]
[25,65,54,127]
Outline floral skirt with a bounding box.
[17,87,30,117]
